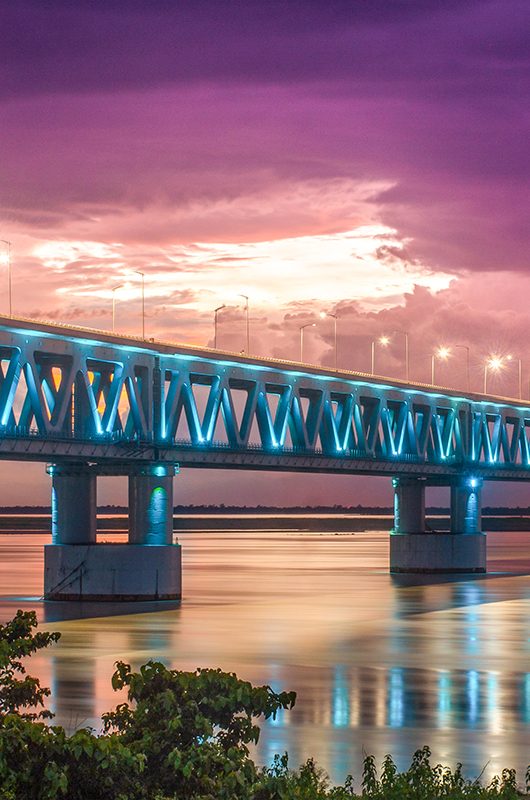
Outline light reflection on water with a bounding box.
[1,526,530,783]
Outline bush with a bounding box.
[102,660,296,799]
[0,715,145,800]
[0,610,528,799]
[0,610,60,719]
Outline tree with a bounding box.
[0,610,60,720]
[102,661,296,799]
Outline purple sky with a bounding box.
[1,1,529,506]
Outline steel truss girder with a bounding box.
[2,317,530,481]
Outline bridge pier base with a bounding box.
[390,476,486,574]
[44,463,181,601]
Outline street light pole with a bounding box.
[320,311,338,369]
[214,305,226,349]
[400,330,410,382]
[0,240,12,317]
[134,271,145,339]
[238,294,250,354]
[454,344,470,393]
[299,322,315,362]
[483,355,504,394]
[375,331,408,379]
[111,284,123,333]
[431,346,451,386]
[373,335,390,376]
[506,354,523,400]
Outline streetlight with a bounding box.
[375,331,409,380]
[506,354,523,400]
[319,311,338,369]
[431,346,451,385]
[238,294,250,354]
[0,240,12,317]
[371,335,389,376]
[454,344,471,393]
[214,305,226,349]
[483,355,504,394]
[111,284,123,333]
[134,271,145,339]
[397,329,410,382]
[299,322,316,362]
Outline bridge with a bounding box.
[2,314,529,598]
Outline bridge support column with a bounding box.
[44,463,181,601]
[49,463,97,545]
[393,477,426,534]
[128,465,174,544]
[390,476,486,574]
[450,478,482,534]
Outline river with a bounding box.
[1,522,530,787]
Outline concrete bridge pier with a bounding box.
[129,465,175,545]
[44,462,181,601]
[49,463,97,545]
[390,476,486,574]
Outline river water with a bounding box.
[1,523,530,787]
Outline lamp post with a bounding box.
[483,355,504,394]
[371,334,389,376]
[320,311,338,369]
[0,240,12,317]
[238,294,250,354]
[214,305,226,349]
[454,344,471,392]
[506,354,523,400]
[299,322,316,362]
[399,330,410,382]
[375,331,409,380]
[111,284,123,333]
[134,271,145,339]
[431,346,451,385]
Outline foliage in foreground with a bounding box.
[0,610,528,799]
[0,610,60,720]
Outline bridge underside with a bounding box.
[1,436,530,482]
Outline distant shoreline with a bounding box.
[2,505,530,516]
[1,512,530,532]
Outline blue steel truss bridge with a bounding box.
[0,313,528,592]
[0,315,529,481]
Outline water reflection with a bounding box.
[255,663,530,733]
[2,527,530,783]
[47,616,176,729]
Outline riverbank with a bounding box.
[1,512,530,531]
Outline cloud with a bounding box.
[1,2,526,99]
[10,201,451,339]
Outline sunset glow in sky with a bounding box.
[1,0,529,505]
